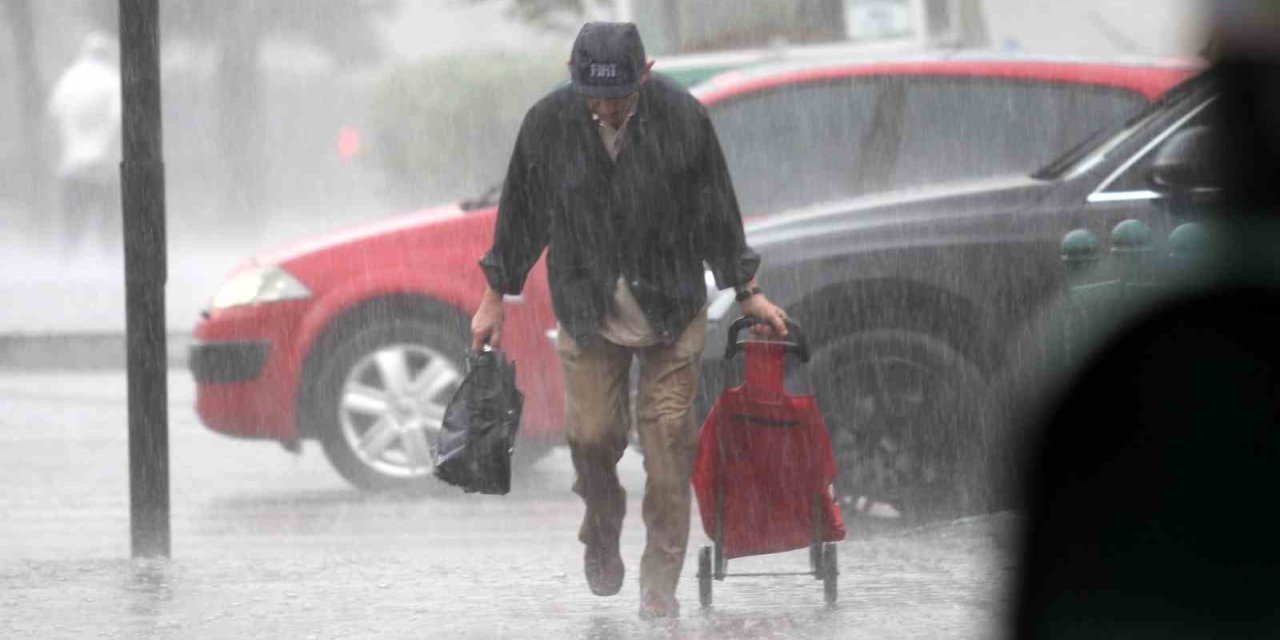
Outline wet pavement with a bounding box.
[0,370,1018,639]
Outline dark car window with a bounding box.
[709,79,884,216]
[1097,99,1219,195]
[888,78,1147,191]
[710,75,1149,217]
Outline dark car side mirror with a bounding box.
[1146,126,1219,199]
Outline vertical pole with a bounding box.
[8,0,48,212]
[118,0,169,558]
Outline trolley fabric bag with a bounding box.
[435,347,523,495]
[692,323,846,560]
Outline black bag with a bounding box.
[434,347,523,494]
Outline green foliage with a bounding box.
[371,50,565,205]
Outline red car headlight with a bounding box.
[210,265,312,310]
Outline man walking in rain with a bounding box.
[471,22,787,618]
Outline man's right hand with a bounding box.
[470,287,505,351]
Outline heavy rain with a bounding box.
[7,1,1278,638]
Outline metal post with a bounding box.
[1060,229,1101,369]
[7,0,47,212]
[118,0,169,558]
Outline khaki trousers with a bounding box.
[557,311,707,599]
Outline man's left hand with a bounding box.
[739,293,789,336]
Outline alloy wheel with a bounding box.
[814,333,981,517]
[337,342,463,479]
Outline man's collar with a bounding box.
[590,103,638,130]
[581,81,652,129]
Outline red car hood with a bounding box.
[253,202,470,268]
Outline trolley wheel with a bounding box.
[714,540,727,580]
[822,542,839,605]
[698,546,713,608]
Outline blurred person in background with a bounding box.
[471,22,786,619]
[47,31,121,256]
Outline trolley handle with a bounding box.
[724,316,810,363]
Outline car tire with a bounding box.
[697,545,713,608]
[313,314,469,492]
[511,439,557,471]
[801,330,992,520]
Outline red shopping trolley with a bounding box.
[692,317,846,607]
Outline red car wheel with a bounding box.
[313,314,468,492]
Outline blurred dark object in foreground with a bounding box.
[1012,10,1280,639]
[435,349,523,495]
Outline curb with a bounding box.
[0,332,193,370]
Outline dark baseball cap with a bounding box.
[569,22,647,98]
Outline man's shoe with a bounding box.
[638,590,680,619]
[584,540,624,596]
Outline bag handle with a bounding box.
[724,316,810,363]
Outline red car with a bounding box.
[191,55,1194,491]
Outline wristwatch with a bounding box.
[735,285,762,302]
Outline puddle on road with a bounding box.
[0,514,1017,640]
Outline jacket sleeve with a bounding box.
[479,112,550,295]
[695,110,760,290]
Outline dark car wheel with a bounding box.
[804,330,991,520]
[821,542,839,605]
[313,316,469,492]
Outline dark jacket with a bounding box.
[480,74,760,344]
